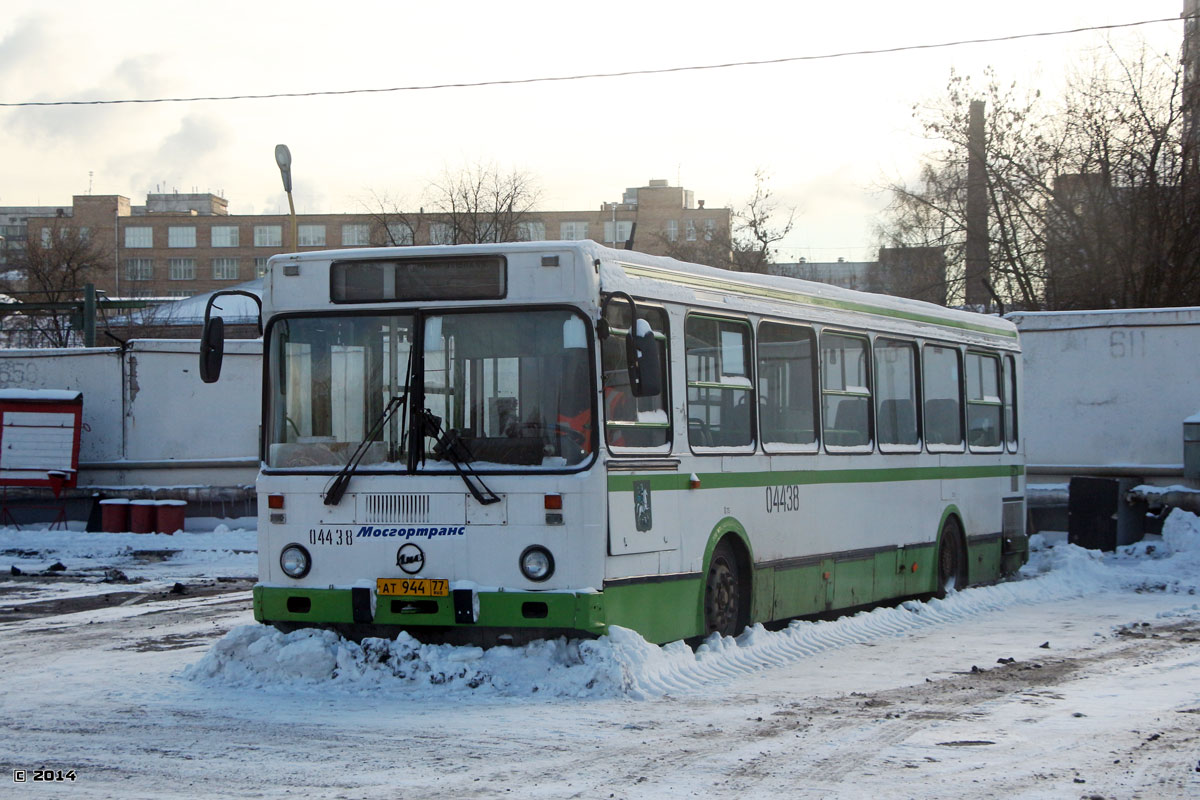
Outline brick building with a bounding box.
[5,179,729,299]
[771,246,947,306]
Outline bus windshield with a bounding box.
[266,308,594,471]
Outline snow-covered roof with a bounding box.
[1008,306,1200,331]
[0,388,82,402]
[110,279,263,326]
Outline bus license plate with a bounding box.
[376,578,449,597]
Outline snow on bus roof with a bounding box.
[582,241,1016,338]
[280,240,1016,338]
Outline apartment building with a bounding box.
[8,179,730,298]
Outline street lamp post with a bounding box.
[274,144,298,250]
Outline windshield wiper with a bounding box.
[415,409,501,506]
[323,393,407,507]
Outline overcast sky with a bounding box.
[0,1,1186,261]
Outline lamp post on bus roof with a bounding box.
[274,144,298,251]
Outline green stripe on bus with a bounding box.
[607,463,1023,492]
[617,263,1018,339]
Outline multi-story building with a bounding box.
[771,247,947,306]
[6,179,729,299]
[1,206,64,272]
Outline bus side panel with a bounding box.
[603,578,704,643]
[751,564,774,623]
[966,537,1003,584]
[832,555,875,609]
[872,548,904,601]
[956,469,1016,585]
[902,542,938,595]
[771,563,826,618]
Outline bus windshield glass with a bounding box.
[266,309,593,471]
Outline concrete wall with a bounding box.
[0,346,124,463]
[0,339,261,488]
[1011,308,1200,482]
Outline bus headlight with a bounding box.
[280,544,312,579]
[519,545,554,582]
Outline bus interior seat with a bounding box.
[717,397,751,446]
[830,397,869,445]
[769,408,816,445]
[877,398,917,445]
[924,398,961,445]
[688,417,713,447]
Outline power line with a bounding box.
[0,15,1189,109]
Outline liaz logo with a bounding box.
[396,543,424,574]
[356,525,466,539]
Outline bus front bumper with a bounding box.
[253,584,608,644]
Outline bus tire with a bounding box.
[936,516,968,598]
[704,538,748,638]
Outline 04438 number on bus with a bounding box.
[309,528,354,546]
[766,485,802,513]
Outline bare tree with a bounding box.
[361,164,541,247]
[1,221,110,347]
[426,163,541,244]
[658,170,794,273]
[360,189,423,247]
[879,68,1054,309]
[880,42,1200,311]
[1046,45,1200,308]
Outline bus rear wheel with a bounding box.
[705,539,747,638]
[936,517,968,598]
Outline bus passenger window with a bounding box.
[1004,354,1018,452]
[602,304,670,449]
[686,316,754,448]
[757,321,817,451]
[874,338,919,449]
[966,352,1003,450]
[821,333,871,449]
[923,345,963,450]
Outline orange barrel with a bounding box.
[129,500,157,534]
[154,500,187,535]
[99,498,131,533]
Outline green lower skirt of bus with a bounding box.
[254,580,709,644]
[255,584,611,638]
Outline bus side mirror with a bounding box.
[197,288,264,384]
[199,316,225,383]
[628,319,662,397]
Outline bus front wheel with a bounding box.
[705,539,747,638]
[936,517,968,598]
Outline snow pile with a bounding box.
[1161,506,1200,563]
[184,625,652,698]
[186,510,1200,700]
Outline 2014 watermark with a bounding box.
[13,769,77,783]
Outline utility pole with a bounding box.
[1183,0,1200,172]
[82,283,96,347]
[964,100,990,309]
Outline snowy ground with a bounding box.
[2,515,1200,798]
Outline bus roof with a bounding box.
[268,240,1018,344]
[583,242,1018,344]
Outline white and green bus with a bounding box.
[200,240,1027,645]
